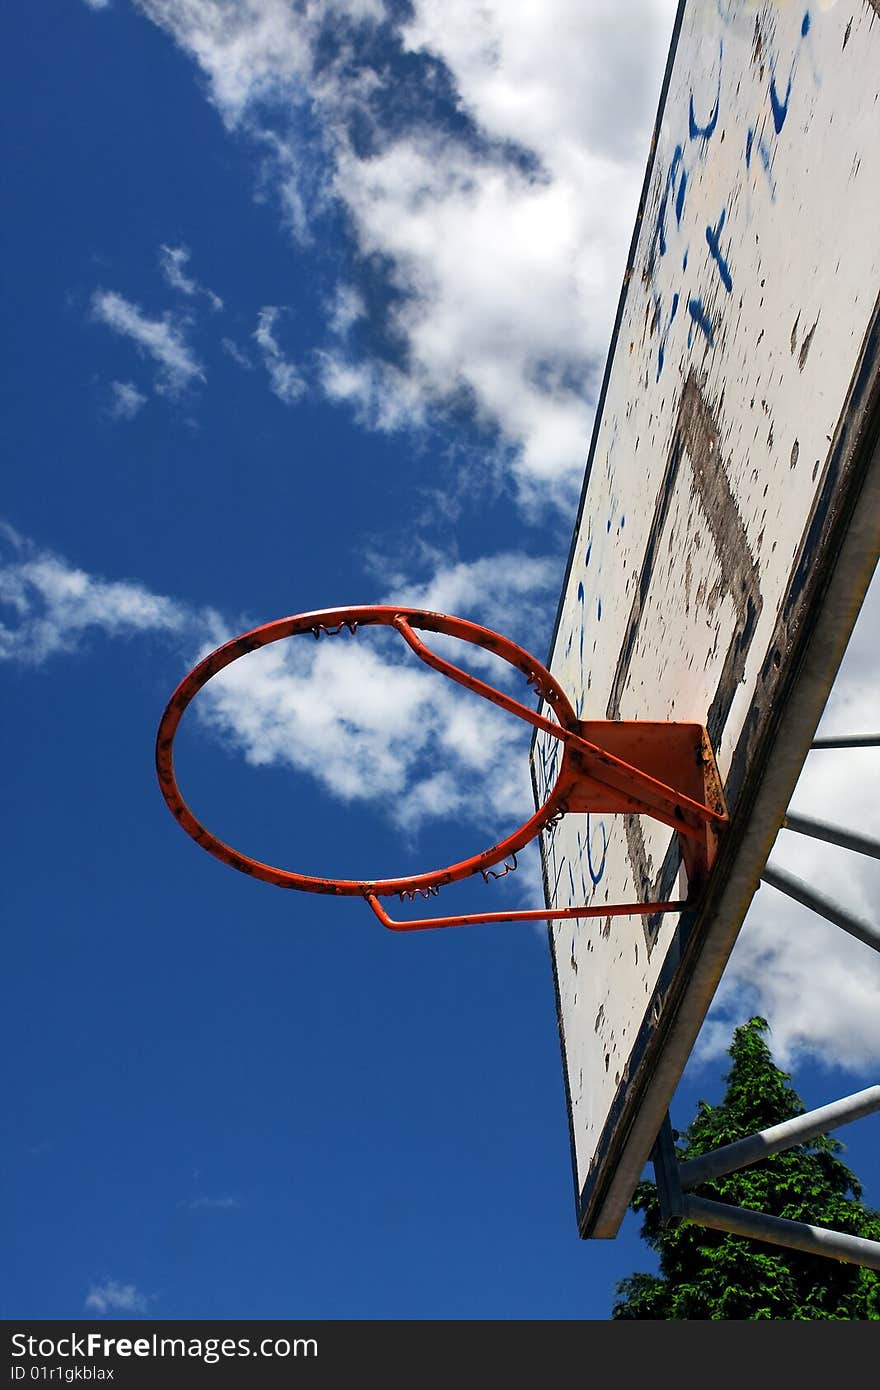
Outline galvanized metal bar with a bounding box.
[652,1113,685,1226]
[760,863,880,953]
[680,1194,880,1270]
[781,811,880,860]
[679,1086,880,1190]
[810,735,880,749]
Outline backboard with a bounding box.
[531,0,880,1239]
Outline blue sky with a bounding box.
[3,0,879,1321]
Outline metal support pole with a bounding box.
[651,1113,684,1226]
[810,735,880,749]
[680,1194,880,1270]
[663,730,880,1268]
[781,811,880,860]
[760,863,880,953]
[678,1086,880,1190]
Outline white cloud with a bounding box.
[194,546,562,837]
[692,571,880,1074]
[91,289,204,396]
[159,243,223,311]
[384,551,559,643]
[214,642,514,819]
[134,0,387,129]
[379,549,562,686]
[253,306,306,404]
[316,351,427,435]
[133,0,319,131]
[159,243,196,294]
[402,1,671,168]
[131,0,678,505]
[0,524,551,840]
[194,602,538,836]
[221,337,254,370]
[327,284,366,338]
[695,882,880,1075]
[108,380,147,421]
[0,524,194,665]
[84,1281,148,1315]
[186,560,555,849]
[329,133,613,504]
[811,569,880,742]
[82,0,111,11]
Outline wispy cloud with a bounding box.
[221,337,254,370]
[326,284,366,338]
[91,289,204,396]
[0,523,197,665]
[81,0,111,10]
[108,380,147,421]
[85,1281,149,1315]
[384,552,560,646]
[192,552,560,836]
[132,0,677,507]
[0,523,551,837]
[195,628,529,829]
[159,243,223,311]
[253,306,306,404]
[316,352,427,436]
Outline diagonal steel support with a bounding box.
[761,863,880,953]
[653,1088,880,1269]
[810,734,880,749]
[678,1086,880,1189]
[781,811,880,860]
[679,1195,880,1269]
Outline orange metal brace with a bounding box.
[363,892,693,932]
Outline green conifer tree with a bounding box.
[612,1017,880,1319]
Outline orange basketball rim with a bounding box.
[156,605,727,930]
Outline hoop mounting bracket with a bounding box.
[367,719,726,930]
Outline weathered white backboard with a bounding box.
[532,0,880,1239]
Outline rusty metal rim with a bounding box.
[155,605,577,898]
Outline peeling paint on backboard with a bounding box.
[531,0,880,1238]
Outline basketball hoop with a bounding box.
[156,606,727,930]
